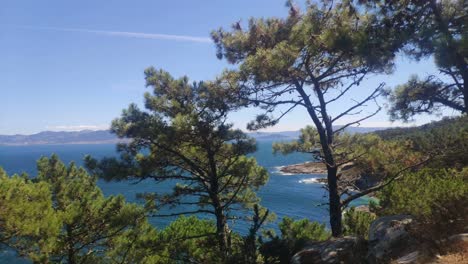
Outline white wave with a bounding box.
[298,178,324,184]
[272,166,296,175]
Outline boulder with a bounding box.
[448,233,468,243]
[291,236,367,264]
[367,215,418,263]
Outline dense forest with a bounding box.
[1,0,467,263]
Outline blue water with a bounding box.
[0,141,368,262]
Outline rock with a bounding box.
[395,251,423,264]
[367,215,418,263]
[448,233,468,243]
[280,162,327,175]
[354,205,371,214]
[291,236,367,264]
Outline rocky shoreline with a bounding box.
[280,162,383,192]
[279,162,327,175]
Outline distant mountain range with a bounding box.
[0,127,389,146]
[0,130,120,145]
[249,126,389,141]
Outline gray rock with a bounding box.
[367,215,417,263]
[448,233,468,243]
[291,236,367,264]
[395,251,421,264]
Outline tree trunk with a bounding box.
[66,224,76,264]
[214,205,229,257]
[206,147,230,257]
[295,82,344,237]
[326,165,342,237]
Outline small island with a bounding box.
[280,162,327,175]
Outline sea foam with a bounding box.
[298,178,324,184]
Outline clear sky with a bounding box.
[0,0,455,135]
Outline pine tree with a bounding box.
[0,156,149,263]
[360,0,468,118]
[211,0,398,236]
[86,68,269,258]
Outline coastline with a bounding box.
[279,161,327,175]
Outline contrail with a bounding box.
[10,25,213,43]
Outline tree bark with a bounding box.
[206,147,230,257]
[295,81,343,237]
[66,224,76,264]
[214,205,229,255]
[326,165,342,237]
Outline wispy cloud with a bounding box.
[46,124,109,131]
[12,25,212,43]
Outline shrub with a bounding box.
[260,217,330,263]
[343,207,376,239]
[378,168,468,253]
[378,168,468,217]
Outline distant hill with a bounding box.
[342,126,389,134]
[249,127,388,141]
[0,130,121,145]
[248,131,301,141]
[374,116,467,140]
[0,126,390,145]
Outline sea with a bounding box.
[0,141,370,262]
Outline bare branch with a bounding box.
[326,73,367,105]
[331,83,384,123]
[333,107,381,135]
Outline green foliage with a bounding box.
[0,156,151,263]
[378,168,468,217]
[38,155,147,263]
[86,69,269,255]
[260,217,330,263]
[374,116,468,169]
[274,126,425,194]
[362,0,468,117]
[0,168,60,262]
[278,217,330,247]
[409,195,468,253]
[343,207,376,239]
[212,0,403,237]
[387,75,465,121]
[157,216,221,264]
[236,205,275,264]
[212,2,395,82]
[105,221,163,264]
[273,126,321,156]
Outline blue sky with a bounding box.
[0,0,454,135]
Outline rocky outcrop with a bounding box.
[367,215,419,263]
[292,215,467,264]
[291,236,367,264]
[280,161,384,191]
[280,162,327,174]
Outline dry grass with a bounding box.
[432,241,468,264]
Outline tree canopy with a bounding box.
[360,0,468,119]
[0,156,150,264]
[211,0,402,236]
[86,68,269,258]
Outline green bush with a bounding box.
[378,168,468,217]
[343,207,376,239]
[158,216,222,263]
[260,217,330,263]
